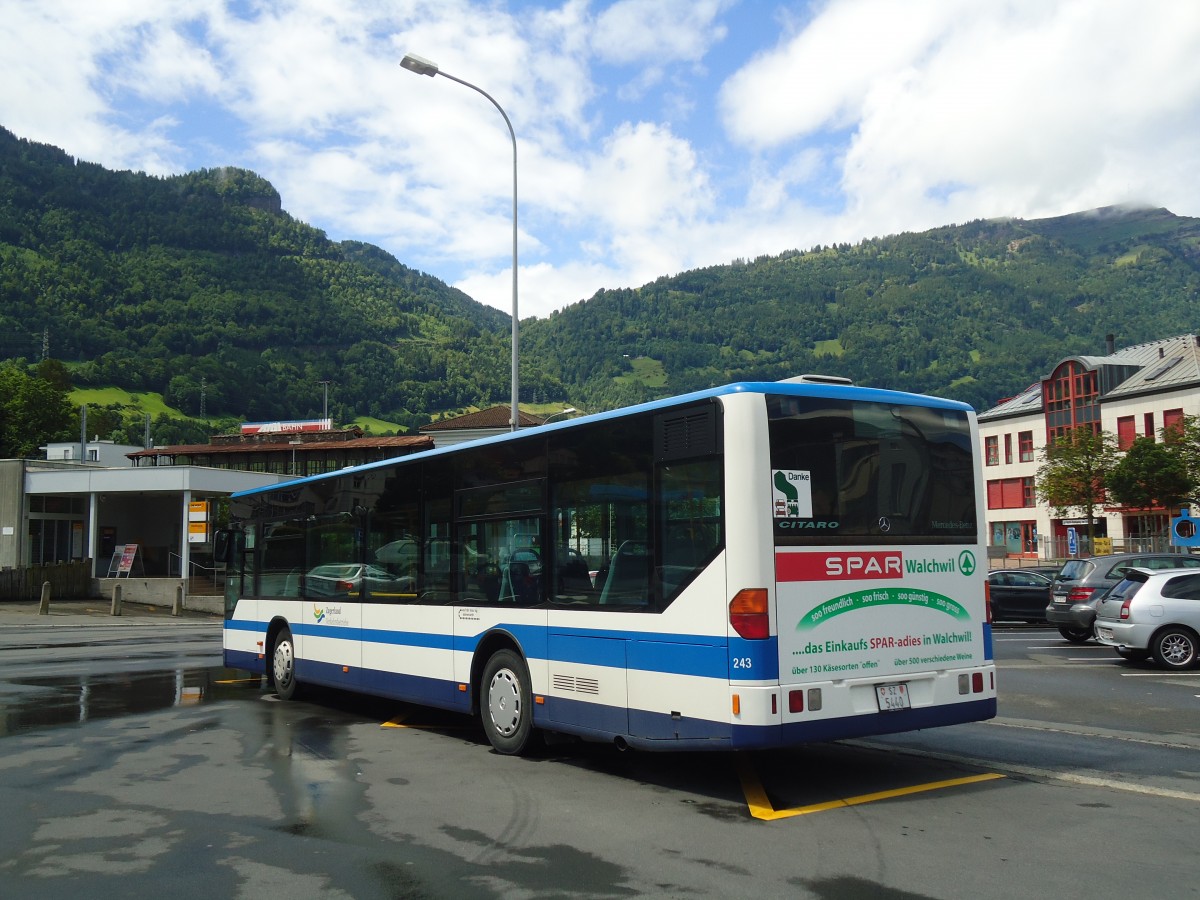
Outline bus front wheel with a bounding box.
[481,649,535,755]
[272,626,302,701]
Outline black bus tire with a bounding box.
[272,626,302,701]
[481,649,535,755]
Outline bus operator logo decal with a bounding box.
[313,606,326,624]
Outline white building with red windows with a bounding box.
[977,333,1200,561]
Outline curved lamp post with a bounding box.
[400,53,520,432]
[541,407,576,425]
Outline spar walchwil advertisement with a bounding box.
[776,548,983,680]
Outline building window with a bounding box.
[1116,416,1136,450]
[985,435,999,466]
[988,477,1034,509]
[1044,360,1100,443]
[1004,434,1013,465]
[1144,412,1155,439]
[1018,431,1034,463]
[1164,408,1185,441]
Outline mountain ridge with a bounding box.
[4,125,1200,440]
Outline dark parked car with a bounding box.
[1046,552,1200,643]
[1095,567,1200,669]
[987,570,1052,622]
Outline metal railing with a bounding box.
[167,554,226,594]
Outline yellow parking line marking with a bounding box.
[737,757,1004,820]
[381,712,472,732]
[214,678,263,684]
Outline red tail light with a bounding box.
[730,589,770,640]
[336,580,355,593]
[984,580,993,624]
[1120,599,1132,620]
[1067,587,1094,603]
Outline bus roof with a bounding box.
[230,378,973,499]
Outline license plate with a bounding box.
[876,683,910,712]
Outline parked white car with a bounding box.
[1094,567,1200,669]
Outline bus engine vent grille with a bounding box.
[553,674,574,692]
[552,674,600,695]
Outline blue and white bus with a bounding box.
[219,376,995,754]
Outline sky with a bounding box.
[3,0,1200,320]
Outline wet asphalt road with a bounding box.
[0,605,1197,899]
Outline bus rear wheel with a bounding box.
[272,626,302,701]
[481,649,535,755]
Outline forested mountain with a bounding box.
[0,126,557,433]
[4,124,1200,442]
[524,206,1200,412]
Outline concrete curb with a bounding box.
[0,598,221,626]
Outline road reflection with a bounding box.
[0,667,256,736]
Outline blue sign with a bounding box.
[1170,508,1200,548]
[1067,527,1078,556]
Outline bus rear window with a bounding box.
[767,395,977,545]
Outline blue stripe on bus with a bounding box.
[225,619,264,634]
[540,695,630,735]
[224,620,738,679]
[728,636,780,680]
[362,627,455,650]
[222,642,995,751]
[224,648,262,672]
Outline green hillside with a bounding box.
[4,124,1200,445]
[524,207,1200,412]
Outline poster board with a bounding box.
[106,543,142,578]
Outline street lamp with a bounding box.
[400,52,520,432]
[316,380,330,425]
[541,407,576,425]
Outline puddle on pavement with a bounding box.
[0,667,262,737]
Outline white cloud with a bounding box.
[591,0,732,66]
[117,22,224,103]
[719,0,964,146]
[718,0,1200,240]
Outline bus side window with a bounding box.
[658,458,723,603]
[599,541,650,605]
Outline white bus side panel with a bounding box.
[720,392,778,635]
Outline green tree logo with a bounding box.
[958,550,977,577]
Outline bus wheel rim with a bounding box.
[274,640,294,686]
[488,668,521,737]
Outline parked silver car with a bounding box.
[1046,552,1200,643]
[1095,567,1200,669]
